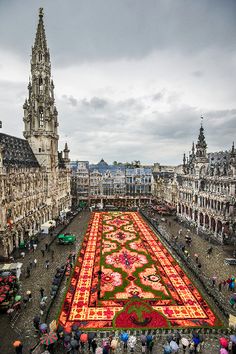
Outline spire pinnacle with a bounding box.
[197,120,207,149]
[195,118,208,161]
[231,142,235,156]
[64,142,69,152]
[39,7,44,18]
[34,7,47,52]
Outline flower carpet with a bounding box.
[59,212,222,329]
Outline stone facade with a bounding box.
[71,161,90,208]
[71,159,153,208]
[0,9,71,258]
[152,163,182,206]
[177,124,236,244]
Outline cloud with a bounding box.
[0,0,235,65]
[57,90,236,164]
[0,0,235,165]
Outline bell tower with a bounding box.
[23,8,59,170]
[195,121,208,163]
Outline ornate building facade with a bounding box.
[177,124,236,244]
[152,163,182,206]
[0,9,71,258]
[71,159,153,208]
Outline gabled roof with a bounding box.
[0,133,40,168]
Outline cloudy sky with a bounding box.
[0,0,235,164]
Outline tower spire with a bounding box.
[231,142,235,156]
[195,118,207,161]
[23,8,59,170]
[34,8,47,52]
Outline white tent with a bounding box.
[41,220,56,234]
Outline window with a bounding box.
[39,107,44,128]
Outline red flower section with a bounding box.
[114,300,169,328]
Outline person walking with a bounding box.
[212,276,217,287]
[72,251,76,263]
[218,282,222,292]
[33,315,40,330]
[45,260,49,270]
[13,340,23,354]
[34,258,37,267]
[26,266,31,278]
[41,248,45,257]
[29,259,33,269]
[27,290,32,302]
[91,339,98,354]
[40,287,44,299]
[33,243,37,252]
[40,300,46,316]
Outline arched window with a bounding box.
[39,107,44,128]
[39,77,43,93]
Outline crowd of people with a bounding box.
[12,326,236,354]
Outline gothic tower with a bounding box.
[195,123,208,163]
[23,8,59,170]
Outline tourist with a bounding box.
[128,335,136,353]
[41,248,45,257]
[141,342,146,353]
[34,258,37,267]
[120,332,129,350]
[207,246,213,257]
[23,296,28,308]
[40,287,45,299]
[33,243,37,252]
[218,282,222,292]
[26,266,31,278]
[33,315,40,330]
[181,338,189,353]
[110,338,118,354]
[212,276,217,287]
[146,335,154,354]
[45,260,50,270]
[27,290,32,302]
[13,340,23,354]
[163,343,172,354]
[20,251,25,259]
[191,332,201,353]
[91,339,98,354]
[72,251,76,262]
[103,341,110,354]
[40,300,46,316]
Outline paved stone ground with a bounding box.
[155,212,236,306]
[0,210,91,354]
[0,209,233,353]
